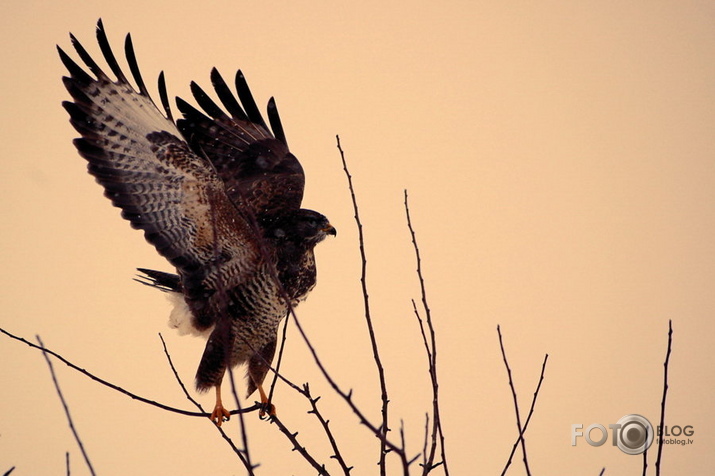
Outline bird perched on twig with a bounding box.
[58,19,335,426]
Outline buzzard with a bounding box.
[59,20,335,425]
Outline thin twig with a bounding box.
[655,320,673,476]
[501,354,549,475]
[2,467,16,476]
[421,413,430,470]
[270,414,330,474]
[286,304,411,472]
[303,384,353,474]
[159,334,256,472]
[410,305,446,474]
[497,326,532,476]
[158,334,206,410]
[36,336,96,476]
[0,327,254,418]
[227,367,255,470]
[269,311,292,403]
[336,135,391,474]
[276,285,413,472]
[405,191,449,475]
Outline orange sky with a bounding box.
[2,1,714,474]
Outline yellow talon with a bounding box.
[211,384,231,427]
[257,383,276,418]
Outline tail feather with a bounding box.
[135,268,181,292]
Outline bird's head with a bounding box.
[268,209,336,246]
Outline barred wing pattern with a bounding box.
[58,21,261,329]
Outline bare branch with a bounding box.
[497,326,532,476]
[501,353,549,475]
[270,414,330,475]
[159,334,256,472]
[655,320,673,476]
[399,420,422,468]
[421,413,430,470]
[227,367,255,470]
[158,333,205,410]
[404,190,449,475]
[336,134,391,473]
[36,336,96,476]
[303,383,353,474]
[0,327,260,419]
[268,310,292,403]
[286,303,411,472]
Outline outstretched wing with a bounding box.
[175,68,305,224]
[59,20,261,327]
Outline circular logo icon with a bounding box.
[615,414,654,455]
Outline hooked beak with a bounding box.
[322,224,337,237]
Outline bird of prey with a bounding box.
[58,20,335,425]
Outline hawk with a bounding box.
[59,20,335,425]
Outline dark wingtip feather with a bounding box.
[72,137,106,163]
[125,33,150,96]
[175,96,212,140]
[62,76,92,105]
[62,100,90,124]
[95,19,128,84]
[61,100,77,114]
[235,70,268,131]
[68,32,107,80]
[158,71,174,122]
[190,81,228,120]
[267,97,287,146]
[210,68,247,121]
[57,45,93,85]
[176,95,208,119]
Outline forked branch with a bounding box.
[500,350,549,475]
[404,191,449,475]
[498,325,530,474]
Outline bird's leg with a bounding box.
[248,340,278,419]
[256,382,276,419]
[210,383,231,427]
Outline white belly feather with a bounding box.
[166,291,213,338]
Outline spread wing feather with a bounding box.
[176,69,305,224]
[60,20,262,328]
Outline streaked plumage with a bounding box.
[59,20,335,425]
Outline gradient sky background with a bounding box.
[1,1,714,474]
